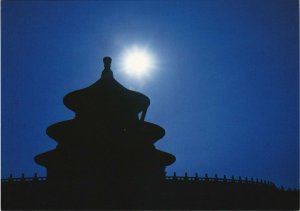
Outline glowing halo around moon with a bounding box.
[120,46,156,78]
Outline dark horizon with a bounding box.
[2,0,299,189]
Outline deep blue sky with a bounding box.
[2,0,299,189]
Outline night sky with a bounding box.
[2,0,299,189]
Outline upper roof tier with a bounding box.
[63,57,150,115]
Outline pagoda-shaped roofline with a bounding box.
[63,57,150,116]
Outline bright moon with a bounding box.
[121,46,155,77]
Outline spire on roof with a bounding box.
[101,56,113,79]
[103,56,112,70]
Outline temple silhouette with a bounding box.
[2,57,299,210]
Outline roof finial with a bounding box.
[101,56,113,79]
[103,57,112,70]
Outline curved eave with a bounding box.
[136,122,165,143]
[34,150,58,167]
[46,120,78,141]
[153,150,176,166]
[150,149,176,166]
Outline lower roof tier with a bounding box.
[35,147,176,168]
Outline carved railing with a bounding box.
[2,172,298,191]
[165,172,275,186]
[1,173,46,183]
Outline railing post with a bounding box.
[245,176,248,184]
[231,176,235,183]
[173,172,177,180]
[238,176,242,183]
[214,174,218,182]
[34,172,38,181]
[250,177,254,184]
[205,173,209,182]
[223,175,227,183]
[9,174,13,182]
[21,173,25,182]
[184,172,188,181]
[195,173,199,181]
